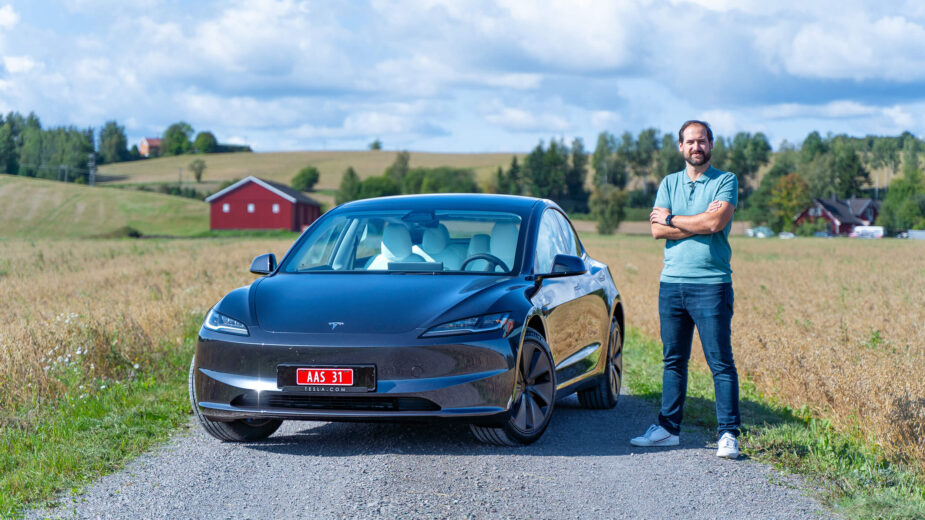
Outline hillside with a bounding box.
[0,175,208,238]
[96,150,520,192]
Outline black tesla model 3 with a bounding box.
[190,193,624,445]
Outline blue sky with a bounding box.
[1,0,924,153]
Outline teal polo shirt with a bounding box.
[654,165,738,284]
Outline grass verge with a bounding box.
[623,326,925,520]
[0,320,199,518]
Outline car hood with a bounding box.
[253,273,515,334]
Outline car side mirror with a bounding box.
[250,253,277,275]
[536,254,587,281]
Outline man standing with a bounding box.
[630,120,741,458]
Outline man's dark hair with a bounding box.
[678,120,713,144]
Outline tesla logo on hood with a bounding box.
[328,321,344,330]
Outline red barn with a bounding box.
[205,176,321,231]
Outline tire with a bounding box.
[188,356,282,442]
[470,328,556,446]
[577,316,622,409]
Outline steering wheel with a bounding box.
[460,253,508,272]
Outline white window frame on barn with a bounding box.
[272,203,280,214]
[247,203,255,213]
[222,203,230,213]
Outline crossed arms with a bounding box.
[649,201,735,240]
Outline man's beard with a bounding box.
[685,149,711,166]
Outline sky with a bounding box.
[1,0,924,153]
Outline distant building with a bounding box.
[139,138,162,157]
[794,196,880,235]
[205,176,321,231]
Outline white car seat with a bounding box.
[412,224,463,270]
[366,223,424,270]
[464,233,491,271]
[490,222,518,272]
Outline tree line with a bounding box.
[0,111,250,184]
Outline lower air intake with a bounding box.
[231,392,440,412]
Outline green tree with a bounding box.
[494,156,522,194]
[336,167,362,205]
[592,132,628,188]
[656,133,684,180]
[564,137,589,212]
[744,148,798,224]
[193,131,218,154]
[879,150,925,233]
[98,120,128,164]
[801,131,827,163]
[189,158,207,183]
[589,184,627,234]
[162,122,194,156]
[359,175,400,199]
[0,122,17,174]
[768,173,810,232]
[369,138,382,150]
[292,165,320,191]
[385,150,410,186]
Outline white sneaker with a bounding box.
[716,432,740,458]
[630,424,679,447]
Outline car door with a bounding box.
[531,209,605,384]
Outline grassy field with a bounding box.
[1,234,923,516]
[0,175,208,238]
[96,150,520,191]
[582,234,925,469]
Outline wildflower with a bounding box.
[100,384,106,390]
[133,363,139,369]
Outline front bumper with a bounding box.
[193,327,519,422]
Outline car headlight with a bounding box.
[203,308,249,336]
[421,312,513,337]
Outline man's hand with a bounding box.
[650,207,670,226]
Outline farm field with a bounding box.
[1,234,923,473]
[0,175,208,238]
[583,234,925,469]
[96,150,520,192]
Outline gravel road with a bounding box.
[29,391,834,520]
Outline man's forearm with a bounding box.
[651,223,694,240]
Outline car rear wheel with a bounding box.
[188,356,282,442]
[470,328,556,446]
[577,316,622,409]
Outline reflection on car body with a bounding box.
[190,194,625,446]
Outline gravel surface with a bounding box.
[28,392,834,520]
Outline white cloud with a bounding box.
[0,4,18,29]
[483,102,570,133]
[2,55,40,73]
[762,14,925,81]
[761,101,879,120]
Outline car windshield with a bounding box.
[280,209,522,274]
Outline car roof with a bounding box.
[336,193,548,216]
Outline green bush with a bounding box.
[292,166,320,192]
[589,184,627,234]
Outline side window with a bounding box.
[553,211,581,257]
[533,210,569,273]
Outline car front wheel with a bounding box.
[188,356,282,442]
[470,328,556,446]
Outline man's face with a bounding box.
[679,125,713,167]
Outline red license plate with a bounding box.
[296,368,354,386]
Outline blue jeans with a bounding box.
[657,282,740,437]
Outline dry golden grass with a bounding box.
[0,238,290,412]
[97,151,520,191]
[583,234,925,468]
[3,234,924,470]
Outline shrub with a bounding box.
[292,166,320,192]
[589,184,627,234]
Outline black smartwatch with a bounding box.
[665,214,674,227]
